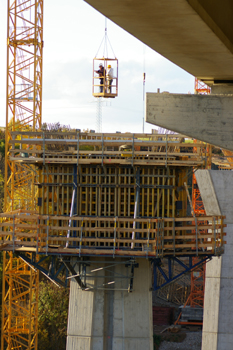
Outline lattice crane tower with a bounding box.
[2,1,43,349]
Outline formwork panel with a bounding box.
[38,165,179,222]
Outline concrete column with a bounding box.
[66,258,153,350]
[195,170,233,350]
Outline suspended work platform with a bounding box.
[92,58,118,98]
[92,20,118,99]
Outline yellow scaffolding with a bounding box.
[2,252,39,350]
[2,1,43,349]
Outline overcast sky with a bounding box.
[0,0,194,133]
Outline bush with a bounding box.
[154,334,162,349]
[38,281,69,350]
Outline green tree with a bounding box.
[0,139,5,159]
[38,281,69,350]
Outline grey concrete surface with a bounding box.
[66,258,153,350]
[146,92,233,151]
[84,0,233,83]
[195,170,220,217]
[196,170,233,350]
[206,171,233,224]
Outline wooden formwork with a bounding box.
[3,131,226,259]
[36,163,187,250]
[37,164,177,218]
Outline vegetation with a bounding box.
[0,139,5,159]
[38,281,69,350]
[41,122,71,133]
[153,334,162,350]
[153,332,186,350]
[41,122,73,152]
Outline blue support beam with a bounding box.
[73,164,77,242]
[153,256,210,291]
[18,253,211,291]
[18,253,67,287]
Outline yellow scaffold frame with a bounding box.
[2,1,43,349]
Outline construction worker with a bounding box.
[107,64,114,93]
[95,63,105,93]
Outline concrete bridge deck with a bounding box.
[84,0,233,84]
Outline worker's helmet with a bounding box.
[99,63,103,67]
[108,65,111,68]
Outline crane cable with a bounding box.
[142,45,146,133]
[95,18,116,58]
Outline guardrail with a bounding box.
[8,131,210,166]
[0,213,226,258]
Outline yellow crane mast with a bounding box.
[2,1,44,349]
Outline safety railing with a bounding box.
[0,213,226,258]
[8,131,210,167]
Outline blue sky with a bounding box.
[0,0,194,133]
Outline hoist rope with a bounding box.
[94,18,116,58]
[142,44,146,133]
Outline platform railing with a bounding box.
[0,213,226,258]
[8,131,210,166]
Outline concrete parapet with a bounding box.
[196,170,233,350]
[66,258,153,350]
[145,92,233,150]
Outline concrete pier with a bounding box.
[196,170,233,350]
[66,258,153,350]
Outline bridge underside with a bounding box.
[84,0,233,84]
